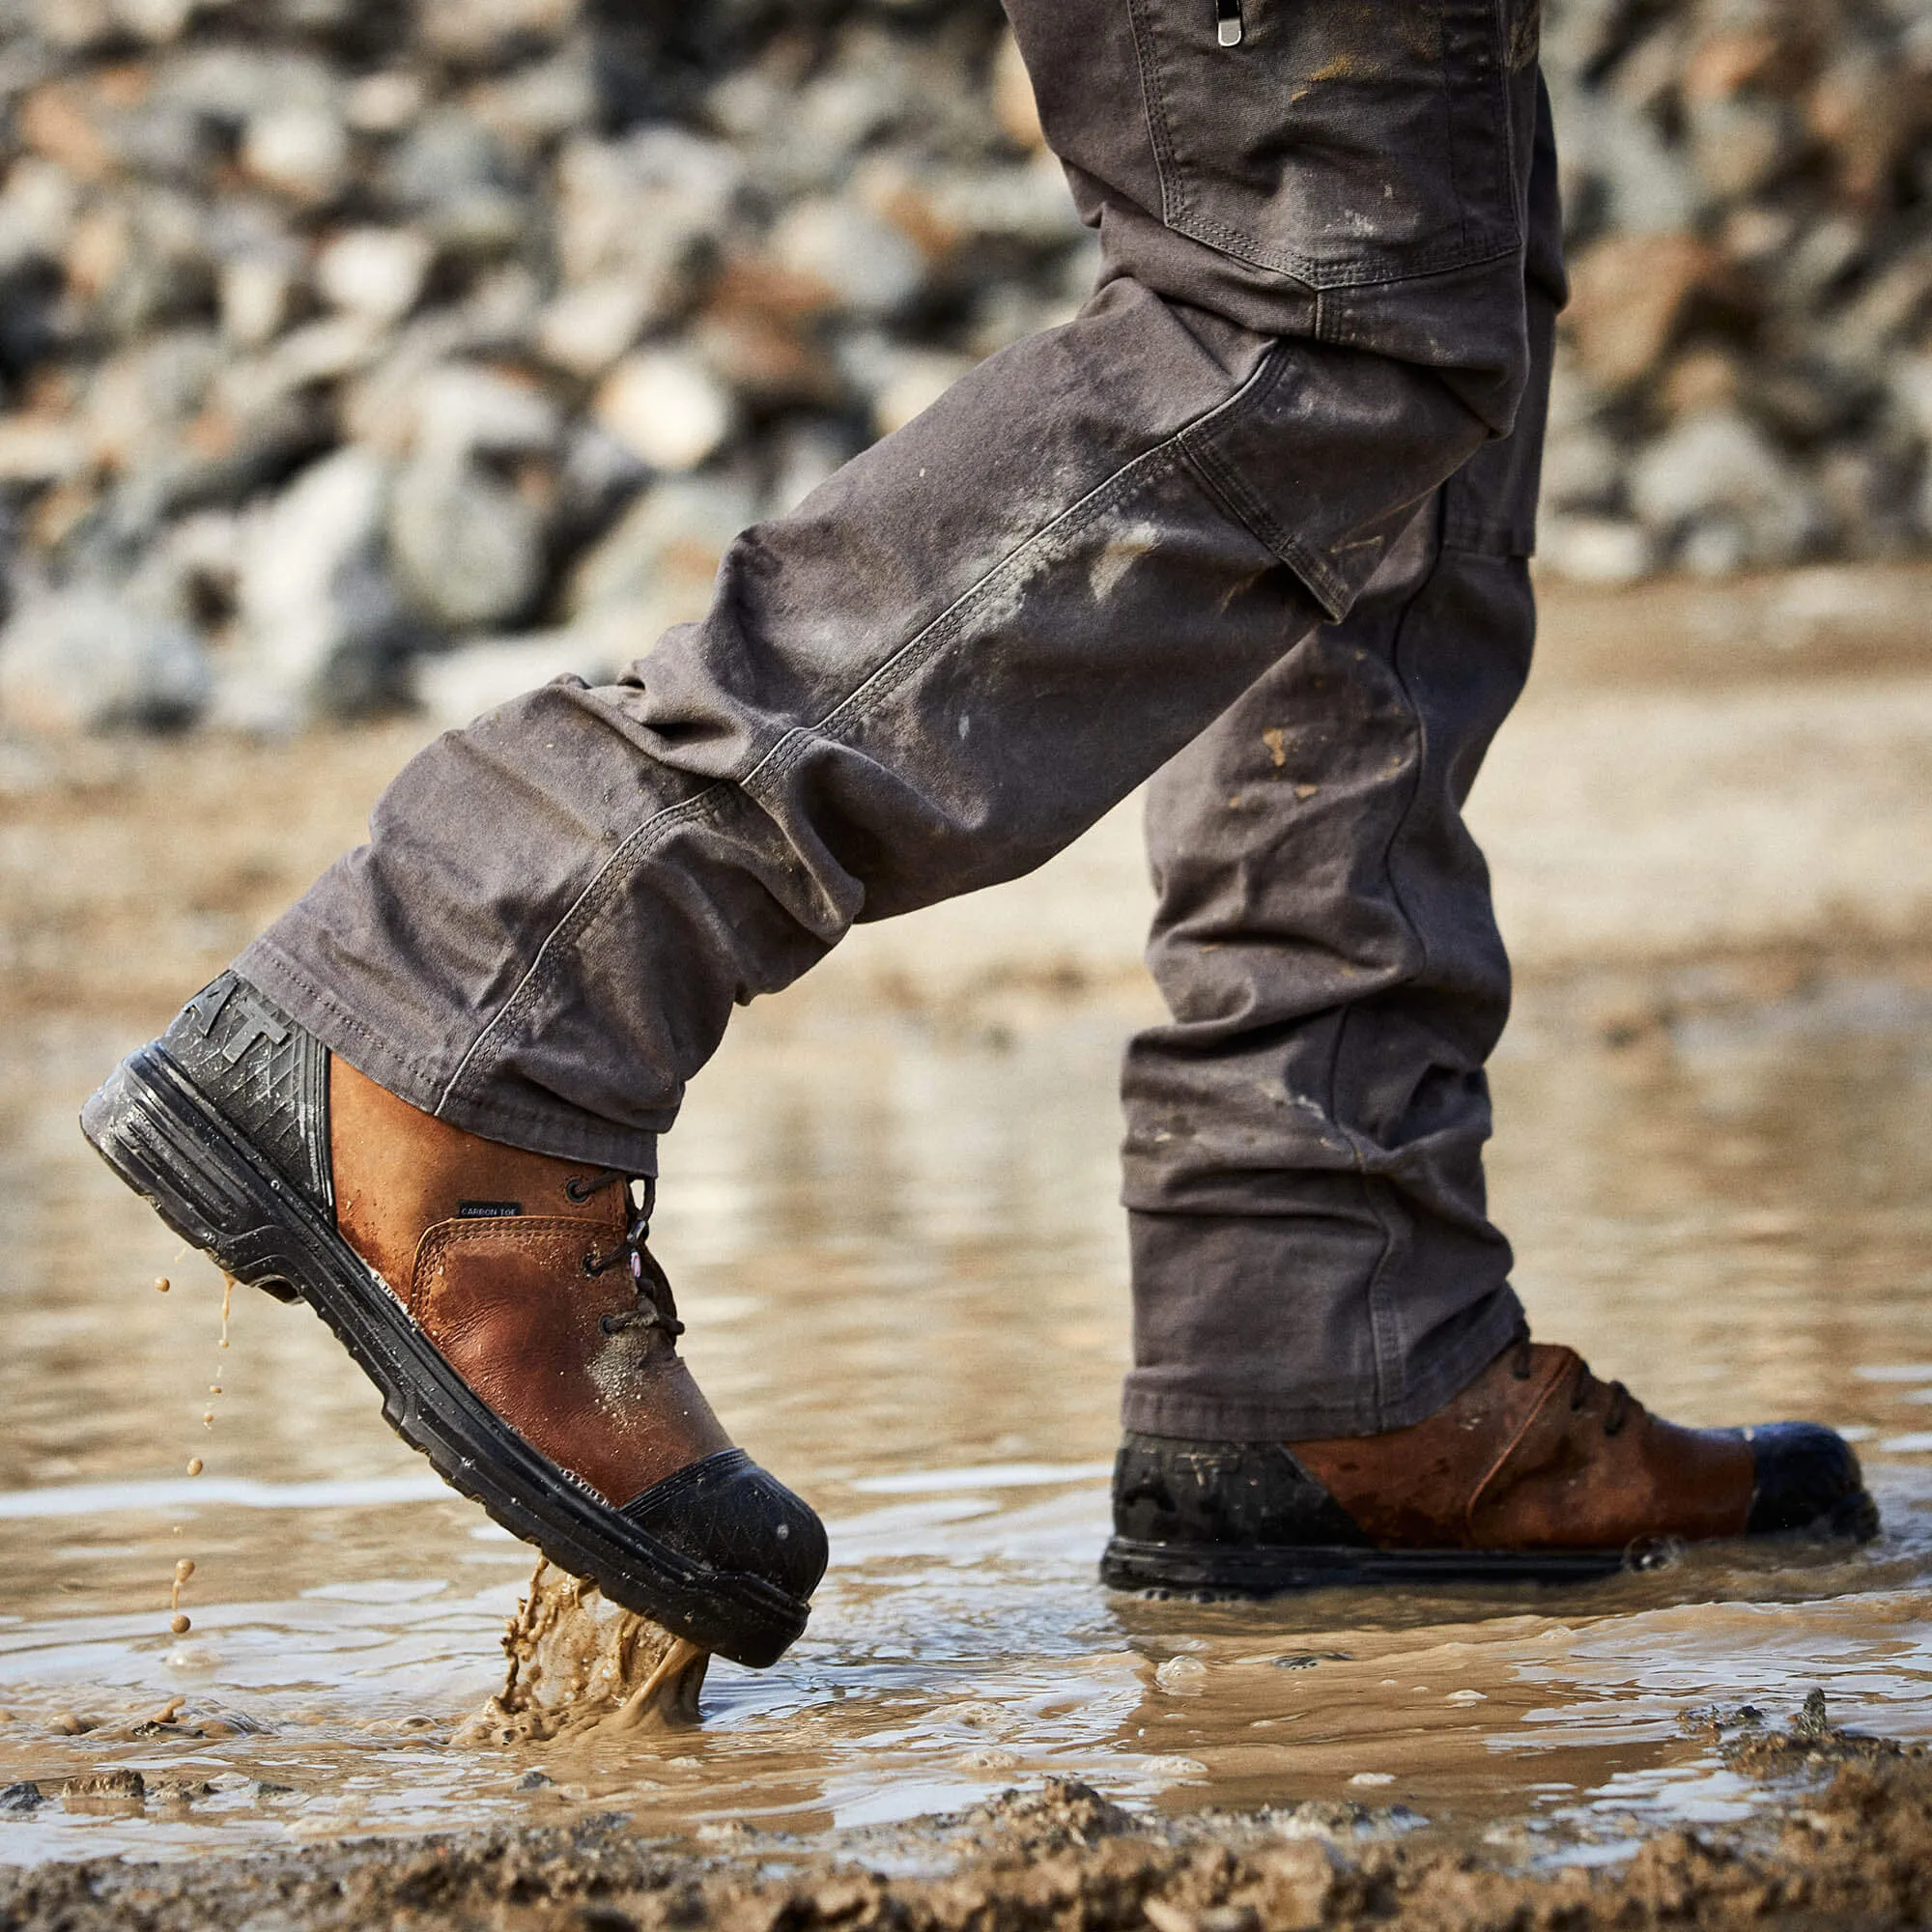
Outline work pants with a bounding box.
[242,0,1565,1437]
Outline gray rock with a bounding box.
[1537,421,1626,517]
[768,196,925,320]
[1631,409,1819,572]
[566,474,756,654]
[412,624,620,730]
[1534,514,1652,586]
[411,360,559,462]
[222,445,413,726]
[0,585,210,731]
[388,446,548,631]
[551,128,740,298]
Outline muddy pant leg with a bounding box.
[1119,277,1558,1441]
[239,2,1548,1173]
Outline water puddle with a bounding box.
[0,973,1928,1862]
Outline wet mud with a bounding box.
[4,1728,1931,1932]
[457,1561,710,1746]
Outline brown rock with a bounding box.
[1563,233,1742,389]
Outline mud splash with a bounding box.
[455,1559,709,1745]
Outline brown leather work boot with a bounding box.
[1102,1337,1878,1595]
[82,973,826,1667]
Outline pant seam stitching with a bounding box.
[434,785,730,1117]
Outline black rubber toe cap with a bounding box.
[620,1449,829,1606]
[1745,1422,1879,1541]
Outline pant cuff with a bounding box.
[1119,1285,1526,1440]
[235,939,663,1175]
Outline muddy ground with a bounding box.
[3,1719,1931,1931]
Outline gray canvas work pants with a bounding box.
[242,0,1565,1439]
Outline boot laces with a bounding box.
[568,1173,685,1340]
[1510,1336,1632,1437]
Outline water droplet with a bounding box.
[154,1277,170,1293]
[170,1613,190,1635]
[186,1458,203,1476]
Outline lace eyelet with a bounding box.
[598,1313,618,1335]
[565,1177,595,1203]
[582,1253,599,1276]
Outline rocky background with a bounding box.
[0,0,1923,734]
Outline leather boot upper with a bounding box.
[1289,1342,1754,1549]
[329,1059,732,1510]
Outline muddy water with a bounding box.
[0,970,1929,1863]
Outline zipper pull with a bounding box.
[1215,0,1243,45]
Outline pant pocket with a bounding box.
[1129,0,1528,289]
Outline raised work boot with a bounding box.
[1102,1338,1878,1595]
[82,972,827,1667]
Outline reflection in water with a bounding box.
[0,974,1927,1861]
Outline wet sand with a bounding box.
[0,567,1929,1916]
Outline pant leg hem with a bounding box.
[235,939,663,1174]
[1119,1287,1525,1441]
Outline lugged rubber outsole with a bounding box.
[1098,1535,1644,1597]
[81,1046,810,1668]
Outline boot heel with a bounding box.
[81,1053,303,1303]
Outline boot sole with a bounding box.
[1099,1536,1647,1596]
[81,1045,810,1669]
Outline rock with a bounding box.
[0,585,210,731]
[385,109,526,260]
[1539,420,1625,516]
[1534,514,1652,585]
[593,350,735,473]
[411,361,558,461]
[416,0,581,68]
[224,445,413,726]
[1631,409,1818,572]
[217,252,306,350]
[551,127,738,296]
[767,195,926,320]
[0,0,1921,708]
[535,276,659,378]
[241,101,351,202]
[566,474,755,651]
[388,447,548,630]
[412,624,621,729]
[315,228,434,327]
[1563,232,1738,388]
[764,417,856,516]
[466,47,598,153]
[1686,93,1797,202]
[343,71,426,137]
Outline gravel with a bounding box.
[0,0,1922,733]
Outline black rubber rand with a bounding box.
[1097,1537,1632,1595]
[80,1043,810,1668]
[1099,1432,1634,1596]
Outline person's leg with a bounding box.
[1118,288,1555,1445]
[232,0,1548,1173]
[1101,87,1878,1586]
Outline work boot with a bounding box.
[1102,1338,1878,1595]
[82,972,827,1667]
